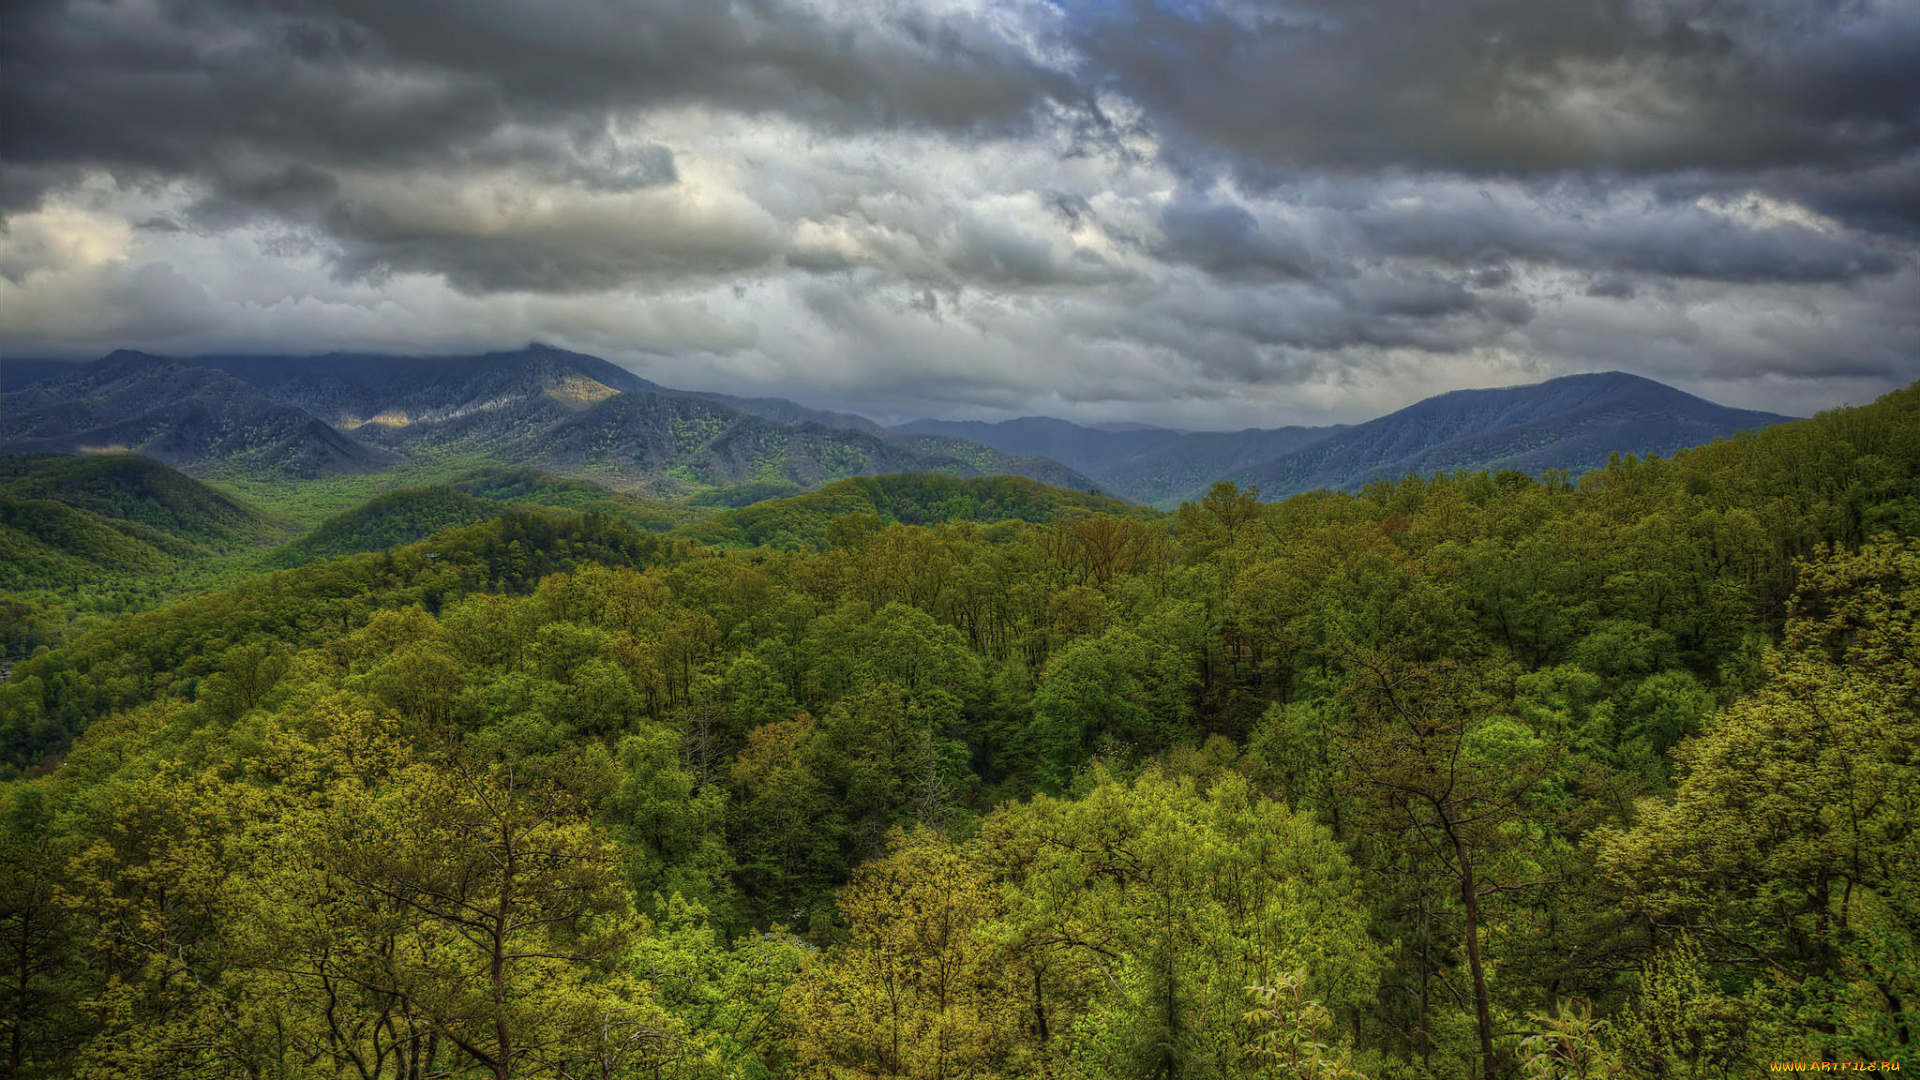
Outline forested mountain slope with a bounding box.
[0,454,293,655]
[273,470,707,564]
[269,487,521,565]
[892,415,1189,474]
[0,382,1912,1080]
[681,472,1149,549]
[895,414,1340,505]
[202,344,888,434]
[1,453,285,547]
[1236,370,1791,496]
[1095,424,1341,504]
[0,495,201,600]
[200,345,982,482]
[665,388,886,432]
[195,345,661,431]
[3,347,1097,498]
[0,352,391,478]
[512,387,1100,496]
[899,372,1789,505]
[0,454,287,593]
[444,467,700,531]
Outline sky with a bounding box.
[2,0,1916,428]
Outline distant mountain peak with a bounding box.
[1230,371,1793,499]
[95,349,175,373]
[891,370,1791,505]
[512,341,601,363]
[8,349,1795,506]
[3,348,1094,496]
[1,357,390,479]
[1399,370,1795,428]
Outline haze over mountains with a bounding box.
[3,349,1791,506]
[893,417,1344,506]
[898,372,1792,505]
[1229,373,1794,497]
[1,353,391,478]
[1,347,1095,495]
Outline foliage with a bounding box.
[1515,998,1619,1080]
[1,380,1917,1077]
[787,828,1022,1080]
[682,473,1148,551]
[1244,972,1370,1080]
[270,485,523,563]
[1599,538,1920,1066]
[981,767,1382,1080]
[0,454,292,628]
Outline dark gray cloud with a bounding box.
[1585,275,1636,300]
[1070,0,1920,172]
[0,0,1068,205]
[1346,179,1902,285]
[1,0,1915,424]
[1154,197,1322,280]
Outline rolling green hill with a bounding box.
[267,469,713,566]
[0,454,288,594]
[681,473,1152,549]
[0,493,186,588]
[0,454,293,651]
[270,487,521,565]
[1,453,286,547]
[443,467,701,531]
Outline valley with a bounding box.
[900,371,1792,506]
[7,1,1913,1073]
[3,346,1101,506]
[0,352,1807,655]
[1,354,1912,1080]
[7,348,1791,517]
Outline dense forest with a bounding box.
[0,383,1915,1079]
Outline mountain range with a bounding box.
[898,372,1792,505]
[1228,372,1793,497]
[1,353,390,478]
[891,417,1342,506]
[1,347,1094,495]
[2,349,1792,506]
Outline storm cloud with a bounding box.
[2,0,1914,425]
